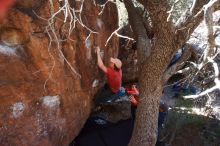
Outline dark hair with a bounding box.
[114,64,120,72]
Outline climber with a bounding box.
[126,85,139,107]
[94,46,122,105]
[0,0,16,21]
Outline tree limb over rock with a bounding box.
[175,0,209,29]
[203,0,219,62]
[162,43,197,84]
[176,0,220,44]
[183,58,220,99]
[184,1,220,99]
[124,0,151,64]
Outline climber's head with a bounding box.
[109,57,122,71]
[0,0,16,21]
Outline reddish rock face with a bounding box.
[0,0,118,145]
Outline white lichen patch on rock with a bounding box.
[35,112,48,137]
[85,38,91,49]
[11,102,25,118]
[42,95,60,109]
[96,18,104,29]
[85,38,92,60]
[0,44,17,56]
[92,79,99,87]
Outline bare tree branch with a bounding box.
[203,0,218,61]
[34,0,103,90]
[184,58,220,99]
[176,0,209,29]
[97,0,116,15]
[190,0,198,13]
[175,0,220,44]
[184,0,220,99]
[105,26,134,46]
[167,0,180,22]
[162,43,195,83]
[124,0,151,64]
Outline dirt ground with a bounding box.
[160,86,220,146]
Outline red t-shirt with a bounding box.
[0,0,15,18]
[106,67,122,93]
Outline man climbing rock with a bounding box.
[95,46,122,105]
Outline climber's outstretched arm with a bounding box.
[96,47,107,73]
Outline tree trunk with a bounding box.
[129,84,162,146]
[129,31,177,145]
[126,0,218,145]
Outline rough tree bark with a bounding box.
[123,0,220,145]
[123,0,151,64]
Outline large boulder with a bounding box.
[0,0,118,146]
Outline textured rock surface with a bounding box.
[93,98,132,123]
[0,0,118,146]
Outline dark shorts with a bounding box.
[94,84,119,105]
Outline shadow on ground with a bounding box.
[69,117,134,146]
